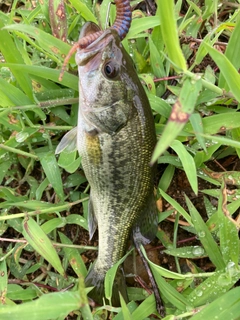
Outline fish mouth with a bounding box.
[76,29,116,68]
[78,21,117,52]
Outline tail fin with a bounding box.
[85,265,128,306]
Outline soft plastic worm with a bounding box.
[112,0,132,40]
[59,0,132,80]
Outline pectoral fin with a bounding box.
[88,195,98,240]
[133,194,158,245]
[55,127,77,154]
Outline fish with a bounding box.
[77,22,158,306]
[56,23,158,307]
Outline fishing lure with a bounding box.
[59,0,132,80]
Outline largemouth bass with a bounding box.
[57,22,158,306]
[78,21,158,305]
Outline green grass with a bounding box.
[0,0,240,319]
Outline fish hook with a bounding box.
[59,0,132,81]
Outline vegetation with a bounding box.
[0,0,240,319]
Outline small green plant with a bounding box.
[0,0,240,319]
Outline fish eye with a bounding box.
[102,60,119,79]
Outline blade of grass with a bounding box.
[142,246,192,310]
[200,134,240,150]
[67,0,97,23]
[188,267,240,307]
[164,245,205,259]
[151,77,202,163]
[219,18,240,90]
[105,249,133,302]
[0,290,81,319]
[22,217,65,276]
[119,294,132,320]
[158,0,187,72]
[158,164,175,192]
[7,285,38,301]
[78,275,94,320]
[0,260,7,304]
[190,287,240,320]
[185,112,240,135]
[160,189,192,225]
[39,151,64,201]
[3,24,74,64]
[41,218,66,234]
[190,113,206,152]
[218,182,239,265]
[170,140,198,194]
[0,19,33,100]
[126,16,160,39]
[131,294,157,319]
[0,199,88,221]
[0,78,33,107]
[185,195,225,270]
[49,0,67,42]
[1,63,78,91]
[58,232,88,277]
[203,42,240,102]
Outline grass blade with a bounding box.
[0,260,7,304]
[58,232,88,277]
[200,134,240,150]
[1,63,78,90]
[185,195,225,270]
[0,290,81,320]
[160,189,192,225]
[0,77,32,106]
[119,294,132,320]
[151,77,202,163]
[185,112,240,135]
[67,0,97,23]
[158,0,187,72]
[22,217,65,276]
[126,16,160,39]
[203,42,240,102]
[188,267,240,308]
[105,250,132,302]
[0,18,33,100]
[49,0,67,42]
[218,182,239,265]
[3,24,74,65]
[141,246,192,310]
[190,112,206,152]
[131,294,156,319]
[170,140,198,194]
[190,287,240,320]
[219,18,240,90]
[39,152,64,201]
